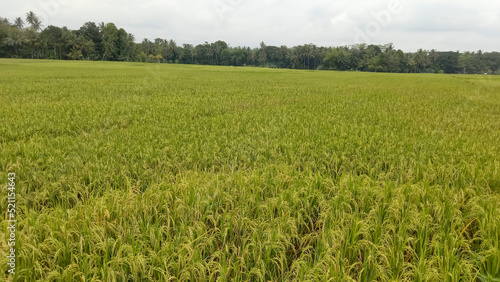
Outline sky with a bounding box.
[1,0,499,52]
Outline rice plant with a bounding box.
[1,59,499,281]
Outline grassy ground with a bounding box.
[1,59,500,281]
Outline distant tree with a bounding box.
[140,38,154,56]
[0,19,11,56]
[115,28,130,61]
[65,32,79,50]
[191,48,198,63]
[300,44,316,69]
[24,27,40,58]
[0,17,10,26]
[258,41,267,65]
[78,22,102,60]
[277,45,290,68]
[35,36,48,58]
[3,12,500,74]
[414,49,429,73]
[230,47,247,66]
[201,41,213,64]
[428,49,439,72]
[384,48,398,72]
[63,31,95,59]
[100,23,118,60]
[324,47,350,70]
[247,48,257,65]
[211,40,227,65]
[26,11,42,31]
[286,51,299,69]
[14,17,24,29]
[153,39,167,61]
[367,55,386,72]
[458,52,472,74]
[179,43,193,64]
[2,28,26,55]
[124,33,137,61]
[436,51,459,74]
[483,52,500,74]
[167,39,178,62]
[41,25,66,59]
[155,54,163,63]
[67,47,83,60]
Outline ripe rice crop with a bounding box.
[1,59,499,281]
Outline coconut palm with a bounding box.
[300,45,315,69]
[3,29,26,55]
[286,52,299,68]
[14,17,24,29]
[167,39,177,62]
[26,11,42,31]
[191,49,198,62]
[67,47,83,60]
[257,41,267,65]
[414,49,429,73]
[179,44,192,63]
[65,32,78,49]
[246,48,256,65]
[0,17,10,25]
[212,43,222,65]
[24,28,40,58]
[36,36,48,58]
[204,42,214,62]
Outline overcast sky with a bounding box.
[1,0,499,52]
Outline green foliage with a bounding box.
[2,12,500,73]
[0,60,499,280]
[67,47,83,60]
[101,23,118,61]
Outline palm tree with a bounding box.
[300,45,315,69]
[36,36,48,58]
[213,45,221,65]
[141,39,154,55]
[177,50,185,62]
[180,44,192,63]
[3,29,26,55]
[26,11,42,31]
[406,53,417,73]
[65,32,94,60]
[0,17,10,25]
[26,11,36,25]
[257,41,267,65]
[286,52,299,69]
[278,45,289,67]
[428,49,438,70]
[246,48,256,66]
[14,17,24,29]
[57,28,72,60]
[67,48,83,60]
[203,42,213,63]
[65,32,79,49]
[24,28,39,58]
[414,49,429,73]
[168,39,177,62]
[205,48,213,61]
[191,49,198,63]
[336,48,349,70]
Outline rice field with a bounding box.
[1,59,500,281]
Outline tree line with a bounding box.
[2,12,500,74]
